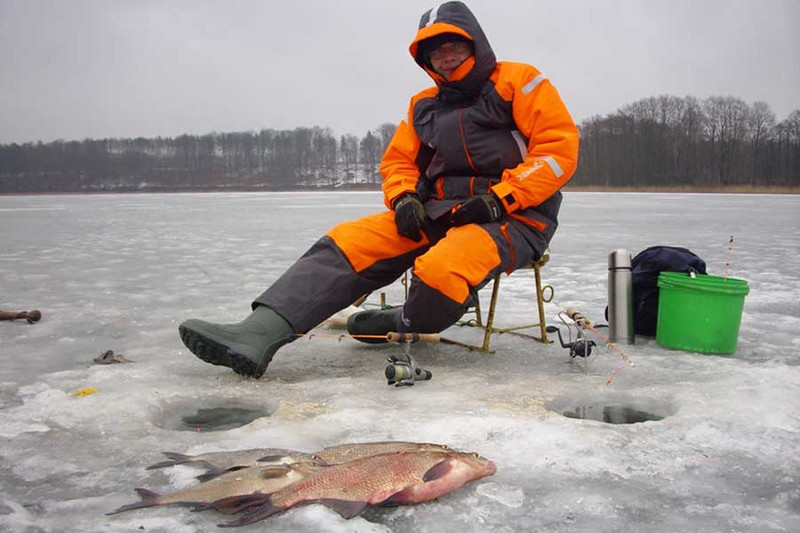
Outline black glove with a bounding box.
[394,194,428,242]
[448,194,504,226]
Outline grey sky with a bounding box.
[1,0,798,144]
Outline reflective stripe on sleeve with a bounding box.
[541,155,564,178]
[511,130,528,161]
[522,74,546,94]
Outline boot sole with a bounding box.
[179,325,271,379]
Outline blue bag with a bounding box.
[631,246,707,336]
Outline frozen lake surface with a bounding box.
[1,191,799,532]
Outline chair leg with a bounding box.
[473,293,483,327]
[533,263,550,343]
[482,276,501,352]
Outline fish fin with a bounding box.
[256,454,288,463]
[211,493,272,515]
[195,463,248,482]
[217,500,281,527]
[189,502,214,513]
[254,448,303,463]
[146,452,192,469]
[106,488,161,515]
[194,469,225,483]
[422,459,453,482]
[317,499,368,519]
[380,488,413,507]
[259,465,291,479]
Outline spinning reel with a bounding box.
[546,311,597,359]
[385,332,433,387]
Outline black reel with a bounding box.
[546,325,597,358]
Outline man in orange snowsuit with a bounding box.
[179,1,579,378]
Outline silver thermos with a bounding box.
[608,249,635,344]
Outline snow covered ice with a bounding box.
[1,191,798,532]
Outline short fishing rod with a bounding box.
[546,307,635,384]
[294,331,445,387]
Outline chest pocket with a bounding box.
[414,112,435,147]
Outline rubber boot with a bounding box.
[346,308,403,344]
[178,306,294,378]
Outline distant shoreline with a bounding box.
[1,184,799,196]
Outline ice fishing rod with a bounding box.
[294,331,442,387]
[293,331,456,345]
[723,235,734,279]
[561,308,635,385]
[546,313,596,359]
[294,332,391,342]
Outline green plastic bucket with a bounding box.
[656,272,749,354]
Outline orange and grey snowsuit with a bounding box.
[255,1,578,334]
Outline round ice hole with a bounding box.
[154,400,274,432]
[547,394,673,425]
[562,404,663,424]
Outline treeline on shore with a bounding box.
[1,95,798,194]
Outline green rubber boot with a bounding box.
[178,306,294,378]
[346,308,403,344]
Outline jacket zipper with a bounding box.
[500,222,515,275]
[510,212,548,232]
[458,109,479,173]
[436,176,445,199]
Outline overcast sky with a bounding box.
[1,0,798,144]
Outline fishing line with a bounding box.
[723,235,734,279]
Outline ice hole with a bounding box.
[154,399,274,432]
[561,404,664,424]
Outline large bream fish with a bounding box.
[215,450,496,527]
[146,447,307,473]
[148,441,452,482]
[108,462,323,514]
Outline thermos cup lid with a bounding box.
[608,249,632,269]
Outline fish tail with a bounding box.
[218,500,281,527]
[146,452,193,469]
[106,488,162,515]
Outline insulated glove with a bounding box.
[394,194,428,242]
[449,194,505,226]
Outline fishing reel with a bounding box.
[547,326,596,358]
[546,311,597,359]
[384,333,433,387]
[385,355,432,387]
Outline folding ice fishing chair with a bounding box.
[448,250,555,353]
[372,251,554,354]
